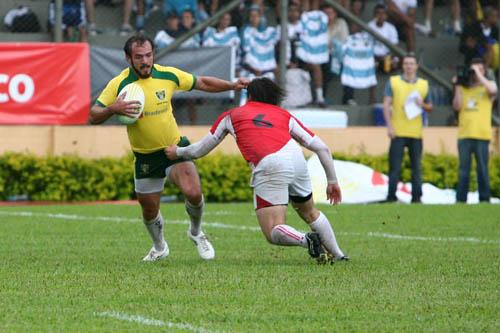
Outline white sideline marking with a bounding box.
[1,211,498,244]
[0,211,262,231]
[95,311,218,333]
[366,232,498,244]
[341,232,499,244]
[0,211,139,223]
[204,210,238,216]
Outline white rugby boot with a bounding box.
[142,241,169,261]
[187,230,215,260]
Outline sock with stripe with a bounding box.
[270,224,308,247]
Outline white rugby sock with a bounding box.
[310,212,345,258]
[316,87,325,103]
[144,212,165,251]
[186,196,204,236]
[271,225,308,247]
[425,19,431,30]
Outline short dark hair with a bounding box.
[123,35,155,57]
[182,9,195,17]
[374,4,386,12]
[470,57,485,66]
[166,11,178,19]
[320,4,334,11]
[247,78,285,106]
[402,52,417,62]
[483,6,498,20]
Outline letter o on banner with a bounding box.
[9,74,34,103]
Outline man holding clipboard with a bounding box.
[382,53,433,203]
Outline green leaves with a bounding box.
[335,152,500,194]
[0,153,134,202]
[0,152,498,202]
[194,153,252,202]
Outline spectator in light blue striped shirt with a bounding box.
[241,6,279,80]
[202,13,241,73]
[340,23,377,105]
[296,10,329,107]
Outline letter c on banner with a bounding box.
[0,74,8,103]
[0,74,35,103]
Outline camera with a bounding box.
[455,65,474,86]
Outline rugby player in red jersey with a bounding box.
[165,78,348,263]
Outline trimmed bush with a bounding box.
[0,152,498,201]
[0,153,134,201]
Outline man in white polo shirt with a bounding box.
[368,4,399,72]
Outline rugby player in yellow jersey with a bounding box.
[89,35,248,261]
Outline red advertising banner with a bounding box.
[0,43,90,124]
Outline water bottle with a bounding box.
[373,103,385,126]
[422,109,429,127]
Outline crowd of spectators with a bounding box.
[6,0,497,106]
[148,0,497,106]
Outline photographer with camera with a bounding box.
[452,58,498,203]
[455,65,474,87]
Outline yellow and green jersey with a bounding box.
[457,85,493,141]
[385,75,429,139]
[96,64,196,153]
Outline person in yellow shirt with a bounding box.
[383,53,433,203]
[452,58,497,203]
[89,35,248,261]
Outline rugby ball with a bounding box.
[116,83,145,125]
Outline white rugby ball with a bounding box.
[116,83,145,125]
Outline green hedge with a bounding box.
[0,152,498,202]
[333,153,500,196]
[0,153,134,201]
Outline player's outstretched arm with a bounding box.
[165,133,222,160]
[195,76,249,92]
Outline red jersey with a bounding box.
[210,101,316,165]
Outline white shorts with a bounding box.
[252,140,312,210]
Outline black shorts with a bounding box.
[133,136,191,179]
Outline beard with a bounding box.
[132,63,152,78]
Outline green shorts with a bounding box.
[134,136,191,179]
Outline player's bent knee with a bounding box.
[177,176,202,202]
[296,207,319,224]
[183,187,202,203]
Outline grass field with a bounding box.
[0,203,499,332]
